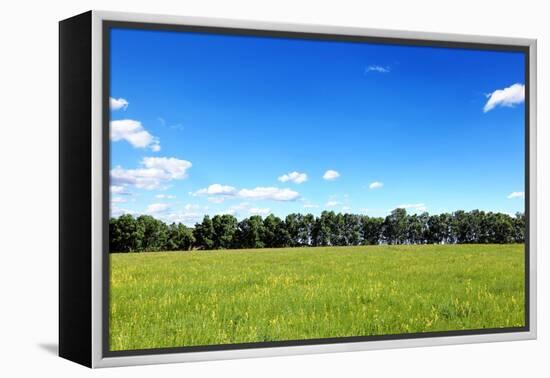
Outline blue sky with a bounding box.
[109,28,526,225]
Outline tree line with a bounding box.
[109,209,525,252]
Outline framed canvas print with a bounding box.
[59,10,537,368]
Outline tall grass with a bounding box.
[109,244,524,351]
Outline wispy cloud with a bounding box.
[194,184,299,202]
[238,187,299,201]
[110,185,131,195]
[110,97,129,111]
[369,181,384,189]
[162,205,205,226]
[110,119,161,151]
[365,65,390,74]
[323,169,340,181]
[221,202,250,216]
[484,83,525,113]
[158,116,185,131]
[249,207,271,216]
[278,171,308,184]
[145,203,171,215]
[183,204,201,212]
[142,157,191,179]
[207,197,227,204]
[111,157,192,190]
[194,184,237,197]
[325,200,341,208]
[111,206,135,218]
[303,202,319,209]
[155,194,176,199]
[507,191,525,199]
[160,203,209,225]
[192,184,237,203]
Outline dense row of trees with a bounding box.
[109,209,525,252]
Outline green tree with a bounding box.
[263,214,290,248]
[439,213,453,244]
[109,214,144,252]
[285,213,303,247]
[513,212,526,243]
[212,214,238,249]
[384,208,408,244]
[343,213,362,246]
[407,214,424,244]
[302,213,315,246]
[137,215,169,251]
[451,210,470,243]
[109,207,524,253]
[426,214,445,244]
[236,215,265,249]
[312,211,333,246]
[468,210,484,243]
[193,215,215,250]
[361,216,383,245]
[490,212,514,243]
[167,223,195,251]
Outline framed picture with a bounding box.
[59,10,537,368]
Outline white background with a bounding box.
[0,0,547,376]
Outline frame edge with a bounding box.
[89,10,537,368]
[59,10,93,368]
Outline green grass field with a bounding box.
[109,244,525,351]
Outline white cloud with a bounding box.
[111,157,192,190]
[484,83,525,113]
[238,187,300,201]
[369,181,384,189]
[111,167,159,190]
[207,197,227,204]
[194,184,299,202]
[111,197,127,204]
[110,206,135,218]
[222,202,250,216]
[194,184,237,196]
[303,203,319,209]
[110,185,130,195]
[395,203,427,212]
[325,200,341,208]
[142,157,191,179]
[249,207,271,216]
[164,211,202,226]
[183,203,201,211]
[278,171,308,184]
[145,203,170,214]
[365,65,390,73]
[507,191,525,199]
[323,170,340,181]
[156,203,210,226]
[110,97,129,111]
[111,119,161,151]
[155,194,176,199]
[341,206,352,212]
